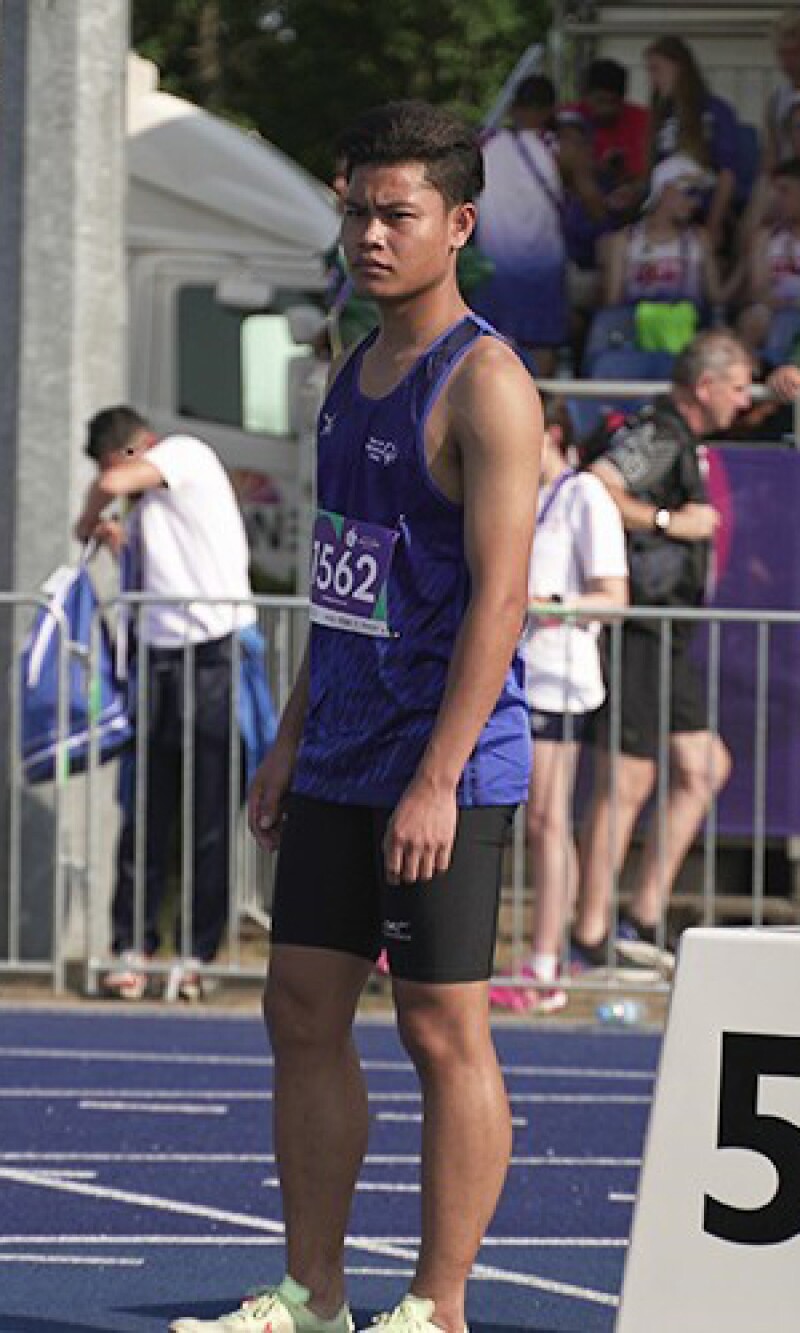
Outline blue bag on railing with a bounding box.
[20,562,133,784]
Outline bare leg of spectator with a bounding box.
[528,738,580,960]
[575,751,655,946]
[628,730,731,927]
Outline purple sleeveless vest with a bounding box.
[291,314,531,807]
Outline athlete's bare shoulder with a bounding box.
[447,331,542,441]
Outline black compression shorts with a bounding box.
[270,795,515,983]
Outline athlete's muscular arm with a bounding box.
[384,340,542,884]
[248,645,310,851]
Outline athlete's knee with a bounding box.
[263,961,354,1055]
[395,986,489,1076]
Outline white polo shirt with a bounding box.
[131,434,255,647]
[523,471,627,714]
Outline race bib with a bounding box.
[310,509,399,638]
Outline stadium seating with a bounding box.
[568,346,675,441]
[761,307,800,368]
[581,304,637,375]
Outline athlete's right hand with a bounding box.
[247,741,296,851]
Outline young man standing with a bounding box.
[170,101,542,1333]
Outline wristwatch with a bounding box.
[654,508,672,533]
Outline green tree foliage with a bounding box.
[132,0,551,179]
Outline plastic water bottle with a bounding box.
[595,998,646,1027]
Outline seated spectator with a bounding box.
[764,7,800,170]
[644,35,740,254]
[734,96,800,269]
[737,158,800,358]
[603,153,723,351]
[568,57,651,215]
[473,75,567,373]
[490,398,628,1014]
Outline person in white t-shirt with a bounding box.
[491,399,628,1014]
[76,405,256,1000]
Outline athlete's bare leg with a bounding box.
[264,944,373,1317]
[393,978,512,1333]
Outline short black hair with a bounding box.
[338,99,484,206]
[581,58,628,100]
[773,155,800,183]
[86,405,149,463]
[512,74,556,111]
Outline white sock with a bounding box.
[528,952,558,982]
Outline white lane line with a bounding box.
[78,1100,228,1115]
[261,1178,420,1193]
[0,1151,640,1168]
[21,1170,97,1180]
[0,1087,650,1106]
[0,1168,617,1309]
[0,1046,655,1081]
[0,1234,626,1249]
[376,1113,528,1127]
[0,1254,143,1267]
[0,1235,286,1246]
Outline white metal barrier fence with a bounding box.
[0,593,71,992]
[3,593,800,998]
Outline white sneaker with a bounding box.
[361,1295,467,1333]
[101,951,147,1001]
[170,1275,354,1333]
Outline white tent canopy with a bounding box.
[126,55,339,283]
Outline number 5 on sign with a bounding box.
[704,1032,800,1246]
[617,929,800,1333]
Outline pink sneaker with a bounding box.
[374,949,390,975]
[490,964,567,1015]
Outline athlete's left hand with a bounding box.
[384,775,458,884]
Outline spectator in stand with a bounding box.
[603,152,723,350]
[473,75,567,374]
[645,35,740,254]
[737,158,800,358]
[570,58,651,214]
[490,399,628,1015]
[764,8,800,170]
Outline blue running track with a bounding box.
[0,1007,661,1333]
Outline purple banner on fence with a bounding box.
[700,446,800,837]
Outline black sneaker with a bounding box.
[615,912,676,977]
[567,931,662,980]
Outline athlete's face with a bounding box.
[697,360,753,433]
[341,162,474,303]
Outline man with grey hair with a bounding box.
[572,332,758,973]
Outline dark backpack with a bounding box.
[580,401,710,609]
